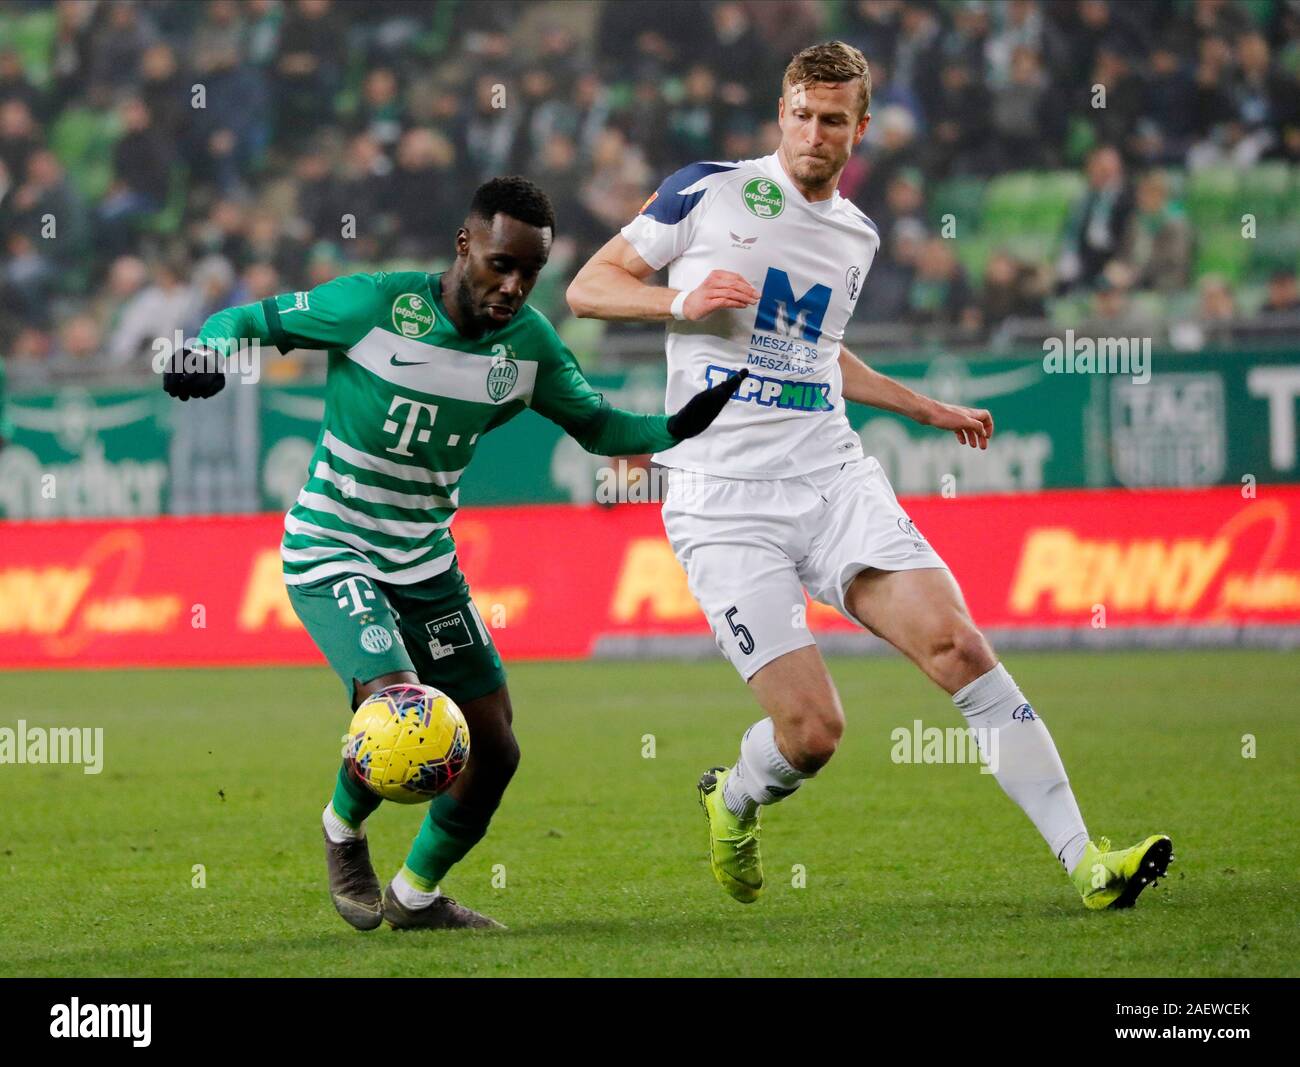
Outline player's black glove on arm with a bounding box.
[666,369,748,440]
[163,344,227,401]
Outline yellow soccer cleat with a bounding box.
[1071,834,1173,910]
[697,766,764,903]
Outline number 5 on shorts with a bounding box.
[724,606,755,656]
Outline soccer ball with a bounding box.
[342,683,470,803]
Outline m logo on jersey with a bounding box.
[392,293,434,338]
[743,178,785,218]
[755,268,831,343]
[705,365,832,412]
[486,358,519,402]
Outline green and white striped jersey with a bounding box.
[196,270,676,586]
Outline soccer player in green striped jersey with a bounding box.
[164,177,744,930]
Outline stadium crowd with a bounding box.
[0,0,1298,380]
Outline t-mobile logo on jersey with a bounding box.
[383,395,440,456]
[333,576,376,616]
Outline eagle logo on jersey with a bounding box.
[486,358,519,402]
[742,177,784,219]
[846,265,862,301]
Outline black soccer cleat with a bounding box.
[382,883,505,930]
[323,827,383,931]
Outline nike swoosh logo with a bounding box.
[390,354,426,367]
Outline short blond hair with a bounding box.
[783,41,871,120]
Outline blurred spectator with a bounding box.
[353,67,405,150]
[1262,271,1300,315]
[86,1,160,97]
[1123,170,1192,294]
[925,60,992,177]
[1057,145,1132,291]
[53,314,103,366]
[90,255,149,340]
[908,237,974,327]
[859,104,922,213]
[3,149,89,273]
[97,97,174,258]
[666,65,724,168]
[860,216,924,324]
[386,128,466,258]
[0,99,40,183]
[977,250,1046,329]
[875,167,926,237]
[1090,262,1147,329]
[274,0,346,151]
[0,49,42,120]
[2,232,56,328]
[0,0,1295,380]
[465,72,521,182]
[581,126,652,232]
[139,44,187,144]
[534,132,606,255]
[1228,33,1296,156]
[1138,46,1198,165]
[1198,273,1237,323]
[105,253,199,367]
[991,45,1056,167]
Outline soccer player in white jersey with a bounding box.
[568,41,1171,911]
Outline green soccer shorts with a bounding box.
[286,561,506,708]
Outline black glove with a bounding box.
[163,344,227,401]
[666,369,748,440]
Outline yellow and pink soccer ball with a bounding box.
[342,684,470,803]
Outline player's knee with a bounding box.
[928,621,994,677]
[782,706,844,772]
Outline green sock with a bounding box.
[402,793,492,890]
[330,761,382,828]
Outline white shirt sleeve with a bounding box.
[618,161,738,271]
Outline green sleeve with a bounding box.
[530,333,678,456]
[0,356,13,444]
[196,272,389,355]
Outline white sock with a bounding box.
[322,802,363,844]
[954,664,1089,873]
[722,717,810,819]
[391,868,441,909]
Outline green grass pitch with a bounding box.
[1,650,1296,977]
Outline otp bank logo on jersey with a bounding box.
[705,365,832,412]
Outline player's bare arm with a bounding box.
[566,234,758,322]
[838,343,993,450]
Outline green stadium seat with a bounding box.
[929,176,984,234]
[0,6,56,88]
[952,233,999,284]
[1129,291,1168,323]
[982,171,1081,238]
[558,315,607,367]
[1194,224,1249,283]
[49,106,118,202]
[1246,220,1300,280]
[138,164,190,236]
[1187,165,1242,227]
[1239,161,1294,221]
[1047,294,1089,329]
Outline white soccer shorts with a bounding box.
[661,457,950,679]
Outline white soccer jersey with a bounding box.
[621,152,880,479]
